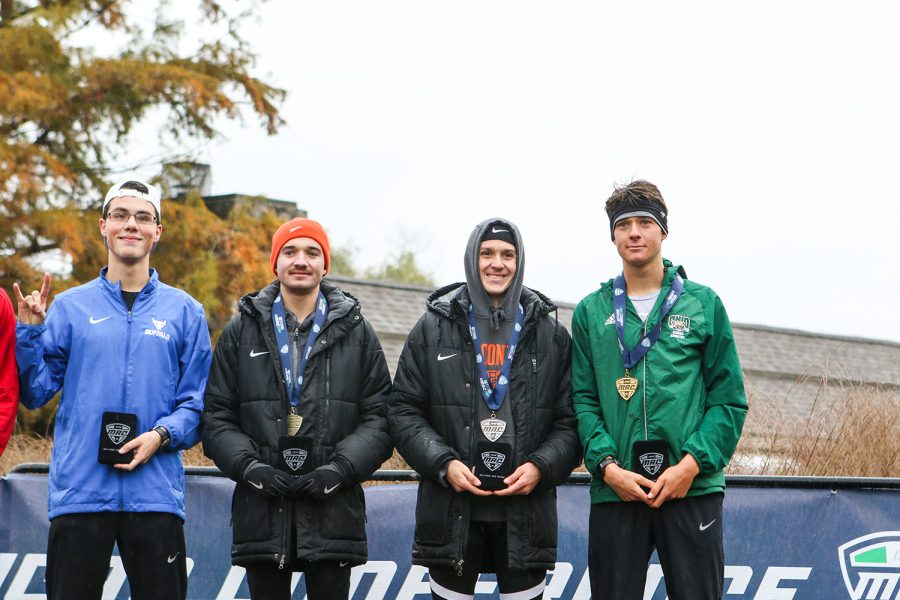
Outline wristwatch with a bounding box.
[153,425,171,448]
[597,455,619,480]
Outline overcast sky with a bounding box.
[119,1,900,343]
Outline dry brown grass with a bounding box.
[730,376,899,477]
[0,432,53,475]
[380,448,411,471]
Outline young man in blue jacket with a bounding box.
[13,179,212,600]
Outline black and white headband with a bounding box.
[606,200,668,241]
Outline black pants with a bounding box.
[428,521,546,600]
[588,493,724,600]
[46,511,187,600]
[245,560,351,600]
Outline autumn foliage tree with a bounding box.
[0,0,286,433]
[0,0,284,282]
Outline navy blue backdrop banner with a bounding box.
[1,469,899,599]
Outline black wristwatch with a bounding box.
[597,455,619,480]
[153,426,171,448]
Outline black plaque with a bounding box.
[474,441,513,491]
[98,412,137,465]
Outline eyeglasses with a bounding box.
[105,210,158,225]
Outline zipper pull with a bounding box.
[277,553,286,570]
[531,356,537,373]
[456,559,465,577]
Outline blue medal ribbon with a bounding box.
[613,272,684,370]
[271,291,329,409]
[467,303,525,412]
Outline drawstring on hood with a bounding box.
[463,218,525,331]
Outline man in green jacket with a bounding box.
[572,180,748,600]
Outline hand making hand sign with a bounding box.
[12,273,51,325]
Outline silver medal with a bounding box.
[480,417,507,442]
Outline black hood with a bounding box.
[463,217,525,331]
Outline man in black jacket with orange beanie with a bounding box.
[203,218,392,600]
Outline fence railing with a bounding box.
[9,462,900,489]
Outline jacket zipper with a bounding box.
[280,328,290,571]
[265,299,348,569]
[279,322,291,570]
[123,307,133,412]
[119,301,135,511]
[259,313,292,570]
[290,325,300,429]
[531,353,538,451]
[456,558,466,577]
[641,319,648,441]
[277,495,290,569]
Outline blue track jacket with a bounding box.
[16,268,212,519]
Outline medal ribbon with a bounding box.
[271,291,329,409]
[613,272,684,369]
[467,303,525,411]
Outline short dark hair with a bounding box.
[605,180,667,214]
[104,180,161,223]
[118,180,149,195]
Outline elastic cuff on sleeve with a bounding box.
[242,460,263,481]
[526,454,553,490]
[330,456,355,483]
[437,461,451,488]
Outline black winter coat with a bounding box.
[203,280,392,567]
[389,284,581,570]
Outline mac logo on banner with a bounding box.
[839,531,900,600]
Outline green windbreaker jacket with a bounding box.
[572,260,748,504]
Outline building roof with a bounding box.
[732,324,900,387]
[200,194,305,221]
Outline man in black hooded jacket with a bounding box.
[389,218,581,600]
[203,218,392,600]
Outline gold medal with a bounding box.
[616,369,638,401]
[287,410,302,436]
